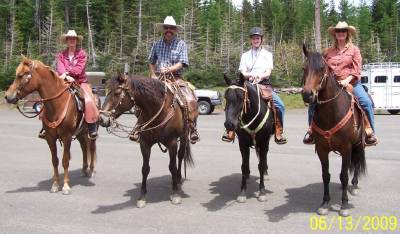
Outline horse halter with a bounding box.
[104,76,135,118]
[227,84,249,116]
[15,61,36,98]
[314,59,344,104]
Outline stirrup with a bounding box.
[190,131,200,144]
[274,135,287,145]
[365,134,378,146]
[303,132,315,145]
[88,131,98,140]
[222,131,235,142]
[38,129,46,139]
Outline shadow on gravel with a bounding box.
[5,169,95,194]
[91,175,190,214]
[265,182,355,222]
[202,173,273,212]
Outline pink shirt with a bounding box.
[324,45,362,84]
[56,48,87,84]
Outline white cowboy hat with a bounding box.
[60,30,83,44]
[328,21,357,37]
[155,16,183,32]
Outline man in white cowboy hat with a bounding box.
[39,29,99,139]
[146,16,199,144]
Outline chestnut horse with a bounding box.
[223,74,275,203]
[99,73,194,208]
[5,56,97,195]
[302,45,366,217]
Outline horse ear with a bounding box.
[237,72,245,86]
[302,44,309,57]
[116,70,126,83]
[21,54,31,65]
[223,73,231,86]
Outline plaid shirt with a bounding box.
[148,37,189,76]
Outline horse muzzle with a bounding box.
[224,120,239,131]
[4,92,18,104]
[99,112,111,127]
[301,90,316,104]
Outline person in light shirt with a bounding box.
[222,27,287,145]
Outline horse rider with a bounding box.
[130,16,199,144]
[303,21,378,146]
[222,26,288,145]
[39,30,99,139]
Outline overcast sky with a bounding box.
[231,0,372,10]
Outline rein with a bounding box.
[228,83,271,145]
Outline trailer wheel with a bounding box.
[388,109,399,115]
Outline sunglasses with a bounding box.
[163,26,177,30]
[335,28,348,33]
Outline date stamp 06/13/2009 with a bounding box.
[309,215,400,232]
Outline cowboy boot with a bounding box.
[364,116,377,146]
[38,128,46,139]
[303,128,315,145]
[88,123,98,139]
[189,121,200,144]
[271,101,287,145]
[222,130,235,142]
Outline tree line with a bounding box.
[0,0,399,89]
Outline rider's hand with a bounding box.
[338,76,352,87]
[150,74,158,79]
[59,73,67,80]
[160,67,170,74]
[64,75,75,83]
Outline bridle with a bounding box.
[15,61,36,99]
[15,61,71,119]
[306,57,344,105]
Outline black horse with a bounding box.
[100,73,193,208]
[223,73,275,202]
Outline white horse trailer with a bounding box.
[361,62,400,114]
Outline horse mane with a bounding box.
[307,51,325,72]
[108,74,166,101]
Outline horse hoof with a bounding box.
[350,188,359,196]
[317,207,329,215]
[50,185,59,193]
[236,195,247,203]
[258,195,267,202]
[339,208,350,217]
[170,195,182,205]
[137,200,146,208]
[62,188,71,195]
[81,169,89,177]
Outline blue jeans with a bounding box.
[272,91,285,127]
[307,81,375,131]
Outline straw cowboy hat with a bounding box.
[328,21,357,37]
[155,16,183,32]
[60,30,83,44]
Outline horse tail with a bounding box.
[350,144,367,176]
[182,136,194,167]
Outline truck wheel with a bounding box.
[198,100,211,115]
[388,109,399,115]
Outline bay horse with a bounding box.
[302,45,366,217]
[99,73,194,208]
[223,73,275,203]
[4,56,97,195]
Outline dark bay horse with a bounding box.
[302,45,366,216]
[99,73,193,208]
[4,56,97,195]
[223,74,275,203]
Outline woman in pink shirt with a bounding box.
[303,22,377,146]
